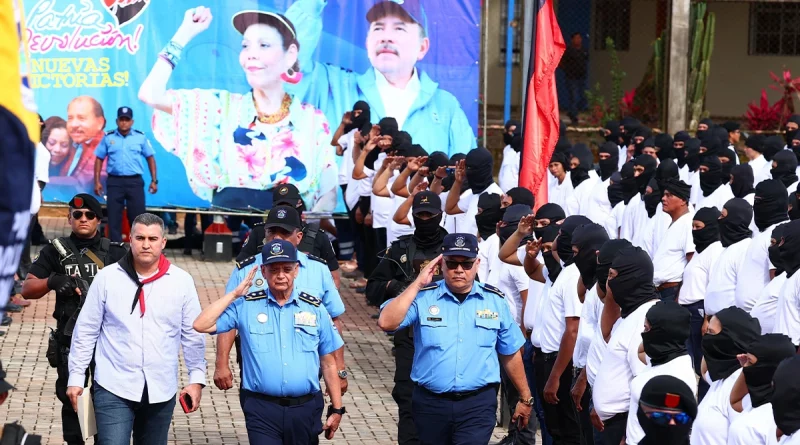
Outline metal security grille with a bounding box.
[593,0,632,51]
[749,2,800,56]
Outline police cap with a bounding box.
[442,233,478,258]
[262,239,298,265]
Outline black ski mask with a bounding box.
[570,143,594,188]
[541,225,562,283]
[503,119,521,146]
[769,223,788,275]
[655,133,676,161]
[644,178,661,218]
[753,179,788,232]
[699,156,723,197]
[779,219,800,277]
[571,223,609,289]
[699,135,720,158]
[642,301,690,366]
[619,161,638,204]
[785,115,800,144]
[741,334,796,408]
[637,375,697,445]
[603,120,621,144]
[598,141,620,181]
[744,134,765,157]
[620,117,642,147]
[555,215,592,267]
[719,198,753,247]
[411,192,446,250]
[692,207,721,254]
[633,127,653,157]
[608,246,657,318]
[506,187,535,209]
[465,147,495,194]
[343,101,371,135]
[673,131,691,168]
[596,239,632,295]
[771,355,800,436]
[763,135,784,162]
[718,147,736,184]
[510,134,522,153]
[633,155,658,196]
[533,203,566,240]
[729,164,754,199]
[475,193,503,241]
[684,138,702,172]
[701,307,761,382]
[697,118,715,139]
[607,172,625,208]
[770,150,799,189]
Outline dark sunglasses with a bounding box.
[72,210,97,221]
[444,260,476,271]
[645,411,691,425]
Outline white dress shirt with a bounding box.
[620,194,642,241]
[455,182,503,238]
[499,145,520,193]
[678,241,724,305]
[585,178,613,226]
[749,155,770,186]
[68,263,207,403]
[751,273,786,334]
[735,221,785,311]
[581,288,607,385]
[652,212,696,286]
[690,369,746,445]
[539,264,582,354]
[375,68,420,131]
[592,300,658,421]
[603,202,626,239]
[698,184,735,212]
[779,433,800,444]
[518,247,548,340]
[773,270,800,345]
[705,238,752,316]
[727,402,779,445]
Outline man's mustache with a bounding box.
[376,44,399,56]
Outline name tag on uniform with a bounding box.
[476,309,498,320]
[294,311,317,327]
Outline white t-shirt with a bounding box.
[580,287,606,383]
[751,273,787,334]
[337,129,356,186]
[565,174,600,217]
[375,68,420,131]
[477,235,498,284]
[690,369,746,445]
[620,193,642,241]
[549,173,574,213]
[499,145,520,193]
[748,155,769,187]
[585,178,613,226]
[385,172,415,242]
[689,170,702,207]
[678,241,724,305]
[779,433,800,445]
[539,263,583,354]
[735,222,785,311]
[604,201,626,239]
[30,142,50,215]
[727,402,779,445]
[518,247,548,338]
[574,286,599,369]
[370,153,393,229]
[698,183,735,212]
[679,164,691,184]
[455,182,503,238]
[705,238,752,316]
[625,355,697,445]
[773,270,800,345]
[618,145,628,170]
[652,211,696,286]
[494,262,529,325]
[592,300,658,421]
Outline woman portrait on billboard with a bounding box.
[138,6,337,211]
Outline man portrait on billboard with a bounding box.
[49,96,108,192]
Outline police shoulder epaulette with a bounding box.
[251,221,265,227]
[298,292,321,306]
[236,255,257,270]
[306,254,327,265]
[480,283,505,299]
[245,290,267,301]
[419,283,439,291]
[133,129,144,134]
[106,130,115,135]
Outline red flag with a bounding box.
[520,0,565,211]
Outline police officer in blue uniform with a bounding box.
[93,106,158,242]
[378,233,534,445]
[193,239,346,444]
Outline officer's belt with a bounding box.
[416,383,498,401]
[241,389,317,406]
[533,346,559,362]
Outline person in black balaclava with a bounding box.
[729,164,754,199]
[343,100,372,136]
[719,198,753,247]
[712,126,731,152]
[571,223,609,290]
[475,193,503,241]
[699,135,720,158]
[595,239,632,296]
[770,150,799,190]
[532,203,566,240]
[785,114,800,144]
[637,375,697,445]
[718,147,737,184]
[692,207,722,254]
[603,119,620,144]
[621,117,642,147]
[642,301,691,367]
[633,155,658,197]
[504,119,521,146]
[762,135,784,163]
[789,184,800,221]
[644,177,662,218]
[464,147,495,194]
[607,246,658,319]
[753,179,788,233]
[607,171,625,209]
[619,161,639,205]
[655,133,676,162]
[598,141,620,181]
[778,219,800,277]
[569,143,595,188]
[500,121,523,192]
[684,138,702,172]
[548,151,572,209]
[540,224,563,283]
[633,126,653,158]
[674,131,691,167]
[771,356,800,440]
[554,215,592,266]
[498,204,533,246]
[504,186,535,209]
[641,137,658,159]
[697,118,715,139]
[699,156,723,198]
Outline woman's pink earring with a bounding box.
[281,68,302,84]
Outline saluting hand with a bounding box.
[517,214,535,237]
[415,254,442,290]
[232,268,257,298]
[454,159,466,183]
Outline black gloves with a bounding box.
[47,273,76,295]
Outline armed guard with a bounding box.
[21,193,127,445]
[365,191,448,445]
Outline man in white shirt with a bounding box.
[744,134,770,186]
[773,219,800,346]
[705,198,753,316]
[67,214,206,444]
[697,156,734,211]
[499,120,521,193]
[586,142,619,225]
[565,143,600,217]
[444,147,503,237]
[652,179,695,302]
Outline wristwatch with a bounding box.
[327,405,347,417]
[338,370,349,379]
[151,179,158,184]
[519,396,534,407]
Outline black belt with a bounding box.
[533,347,558,362]
[107,174,142,178]
[417,384,498,401]
[241,389,317,407]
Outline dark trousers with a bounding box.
[56,359,91,445]
[599,413,627,445]
[500,355,537,444]
[346,199,366,272]
[524,340,552,445]
[16,213,35,279]
[375,227,388,255]
[393,328,419,445]
[682,300,704,376]
[333,186,355,260]
[565,78,587,119]
[106,175,145,242]
[412,385,498,445]
[93,383,176,445]
[656,285,681,302]
[572,370,594,445]
[240,390,323,445]
[534,350,581,445]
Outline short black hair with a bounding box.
[571,32,582,39]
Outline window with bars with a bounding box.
[499,0,523,65]
[749,2,800,56]
[593,0,631,50]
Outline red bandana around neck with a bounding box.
[122,252,171,317]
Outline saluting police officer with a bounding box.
[238,184,340,287]
[366,190,448,445]
[194,239,346,444]
[93,106,158,242]
[21,193,127,445]
[378,234,533,445]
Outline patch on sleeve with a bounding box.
[236,255,257,270]
[298,292,321,307]
[419,283,439,291]
[245,290,267,301]
[306,254,327,265]
[479,283,505,299]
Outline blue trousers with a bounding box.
[106,174,145,242]
[412,385,497,445]
[93,383,175,445]
[657,285,681,303]
[240,390,323,445]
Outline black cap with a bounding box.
[69,193,103,216]
[117,106,133,119]
[261,239,298,265]
[639,375,698,419]
[273,184,303,207]
[265,205,302,232]
[412,191,441,215]
[0,360,15,393]
[366,0,427,32]
[442,233,479,258]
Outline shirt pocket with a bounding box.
[419,317,448,349]
[294,324,319,353]
[475,318,500,348]
[248,314,274,353]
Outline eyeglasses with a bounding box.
[72,211,97,221]
[645,411,691,425]
[444,260,476,271]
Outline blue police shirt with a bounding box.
[381,280,525,393]
[226,251,345,318]
[95,129,155,176]
[215,288,343,397]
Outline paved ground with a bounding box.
[0,216,517,444]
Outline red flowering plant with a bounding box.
[769,69,800,128]
[744,89,785,131]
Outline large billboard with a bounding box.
[27,0,480,212]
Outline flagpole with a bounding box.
[482,0,490,148]
[520,0,535,122]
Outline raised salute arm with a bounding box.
[193,268,256,334]
[378,255,442,332]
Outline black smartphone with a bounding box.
[446,167,456,175]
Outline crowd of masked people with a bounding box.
[357,110,800,445]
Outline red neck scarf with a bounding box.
[120,251,171,317]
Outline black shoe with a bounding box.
[1,315,11,326]
[492,436,515,445]
[355,287,366,294]
[183,248,192,255]
[370,313,379,319]
[168,226,178,235]
[4,303,22,313]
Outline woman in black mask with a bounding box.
[497,203,564,270]
[770,150,799,190]
[691,307,761,445]
[474,193,503,241]
[771,356,800,441]
[598,141,620,181]
[719,198,753,247]
[503,119,521,146]
[626,301,694,445]
[729,164,754,200]
[636,376,697,445]
[727,333,796,445]
[750,223,789,334]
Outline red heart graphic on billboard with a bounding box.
[102,0,150,28]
